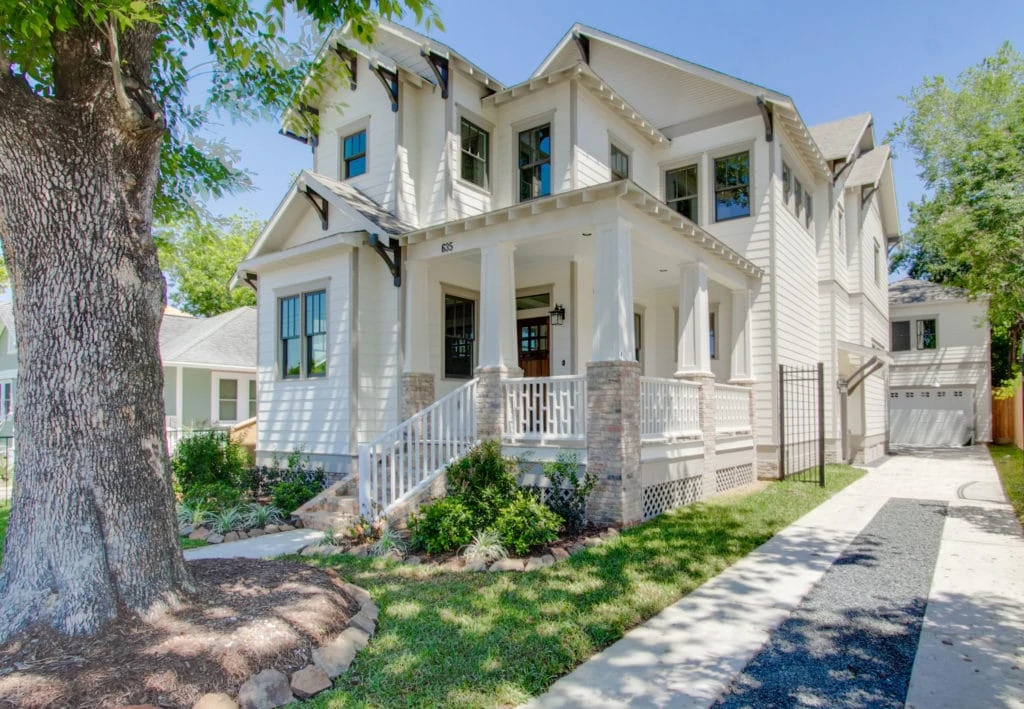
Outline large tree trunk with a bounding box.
[0,25,192,640]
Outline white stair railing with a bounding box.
[359,379,477,517]
[502,375,586,442]
[640,377,701,439]
[715,383,752,434]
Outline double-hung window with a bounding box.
[444,294,475,378]
[518,124,551,201]
[611,144,630,181]
[280,290,327,379]
[891,321,911,352]
[782,162,792,205]
[666,165,698,222]
[805,192,814,230]
[460,118,489,188]
[916,319,937,350]
[343,129,367,178]
[794,179,804,219]
[214,375,256,423]
[218,379,239,421]
[892,319,937,351]
[714,151,751,221]
[0,382,12,419]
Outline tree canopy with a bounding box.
[888,43,1024,383]
[159,213,260,317]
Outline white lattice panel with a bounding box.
[715,463,754,493]
[642,476,703,520]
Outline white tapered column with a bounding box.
[401,259,435,418]
[477,242,519,372]
[729,287,754,383]
[675,260,713,378]
[591,218,635,362]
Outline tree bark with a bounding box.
[0,24,192,640]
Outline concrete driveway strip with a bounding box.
[183,528,322,560]
[526,446,1024,709]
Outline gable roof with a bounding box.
[846,145,891,188]
[889,278,986,305]
[160,307,257,369]
[808,113,872,162]
[0,302,14,351]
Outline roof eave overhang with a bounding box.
[236,231,361,279]
[771,101,831,179]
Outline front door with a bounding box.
[518,316,550,377]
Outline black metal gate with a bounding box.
[779,363,825,486]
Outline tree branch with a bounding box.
[107,20,136,118]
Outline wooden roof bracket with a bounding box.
[333,44,358,90]
[372,63,400,112]
[303,187,329,230]
[861,184,878,207]
[756,96,774,142]
[572,30,590,64]
[369,233,402,287]
[422,49,450,98]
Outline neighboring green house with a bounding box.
[0,303,257,446]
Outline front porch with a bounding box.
[362,181,762,526]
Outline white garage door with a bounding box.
[889,387,975,447]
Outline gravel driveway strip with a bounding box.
[714,497,947,709]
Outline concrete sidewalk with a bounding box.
[183,528,322,560]
[527,446,1024,708]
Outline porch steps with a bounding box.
[292,477,361,532]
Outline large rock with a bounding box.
[464,560,489,572]
[279,524,296,532]
[206,533,225,544]
[348,610,376,635]
[264,524,281,534]
[551,547,570,561]
[223,531,240,543]
[312,628,369,678]
[489,558,525,572]
[290,665,332,699]
[192,693,238,709]
[248,528,266,538]
[237,669,293,709]
[188,527,209,541]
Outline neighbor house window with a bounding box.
[714,151,750,221]
[343,129,367,178]
[518,124,551,201]
[280,290,327,379]
[891,321,911,352]
[248,380,257,418]
[611,144,630,181]
[666,165,699,222]
[218,379,238,421]
[305,290,327,377]
[445,294,475,378]
[782,162,792,205]
[460,118,489,188]
[805,192,813,230]
[916,319,937,350]
[0,382,12,419]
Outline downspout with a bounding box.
[767,128,779,465]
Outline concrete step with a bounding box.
[303,495,359,515]
[296,509,360,532]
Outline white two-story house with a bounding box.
[235,22,899,526]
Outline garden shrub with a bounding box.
[244,449,327,505]
[172,430,248,500]
[182,481,242,509]
[491,492,562,556]
[445,440,519,520]
[541,452,597,536]
[408,496,476,554]
[271,479,320,513]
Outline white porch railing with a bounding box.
[502,375,587,441]
[359,378,477,517]
[715,384,752,434]
[639,377,701,439]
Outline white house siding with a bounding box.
[574,87,662,191]
[356,253,402,442]
[255,251,354,475]
[451,68,499,221]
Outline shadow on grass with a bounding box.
[301,468,864,708]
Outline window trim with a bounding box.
[891,320,912,352]
[609,141,631,182]
[338,116,370,180]
[211,372,257,425]
[664,162,700,224]
[712,149,752,223]
[517,122,552,202]
[458,114,491,191]
[916,318,938,350]
[276,280,330,382]
[891,318,938,352]
[442,284,479,380]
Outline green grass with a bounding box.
[301,465,864,708]
[180,537,210,550]
[990,444,1024,523]
[0,502,8,560]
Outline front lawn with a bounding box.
[990,444,1024,523]
[303,465,864,708]
[180,537,210,550]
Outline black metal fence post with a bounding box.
[778,364,786,480]
[817,361,825,487]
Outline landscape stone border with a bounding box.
[181,522,301,545]
[187,576,378,709]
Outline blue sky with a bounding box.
[206,0,1024,235]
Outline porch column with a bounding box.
[475,242,520,440]
[675,260,713,379]
[401,259,435,420]
[729,287,754,384]
[586,218,642,528]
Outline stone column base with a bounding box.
[401,372,436,421]
[586,360,642,527]
[474,366,519,441]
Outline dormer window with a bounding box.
[518,124,551,201]
[610,144,630,181]
[343,130,366,179]
[460,118,490,189]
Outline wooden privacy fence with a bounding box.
[992,377,1023,449]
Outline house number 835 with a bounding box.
[440,241,454,253]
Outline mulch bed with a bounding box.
[0,559,357,708]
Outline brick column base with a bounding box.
[586,360,642,527]
[401,372,435,421]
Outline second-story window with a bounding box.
[782,162,792,205]
[916,319,937,350]
[714,152,751,221]
[794,179,804,220]
[343,129,366,179]
[666,165,698,222]
[460,118,489,189]
[874,241,883,285]
[611,144,630,181]
[518,124,551,201]
[805,192,814,230]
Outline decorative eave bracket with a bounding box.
[333,44,358,90]
[372,62,400,112]
[756,95,774,142]
[422,49,450,99]
[369,233,401,286]
[572,31,590,64]
[303,187,328,230]
[861,184,878,207]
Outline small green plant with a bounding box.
[183,482,242,509]
[541,453,598,536]
[491,493,562,556]
[271,479,319,513]
[205,505,246,535]
[445,440,520,520]
[347,515,385,544]
[243,502,284,530]
[461,530,507,564]
[370,526,408,558]
[175,502,193,527]
[409,496,476,554]
[319,526,344,547]
[172,430,249,500]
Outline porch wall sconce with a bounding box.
[549,303,566,326]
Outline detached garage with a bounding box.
[888,279,992,448]
[889,386,975,447]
